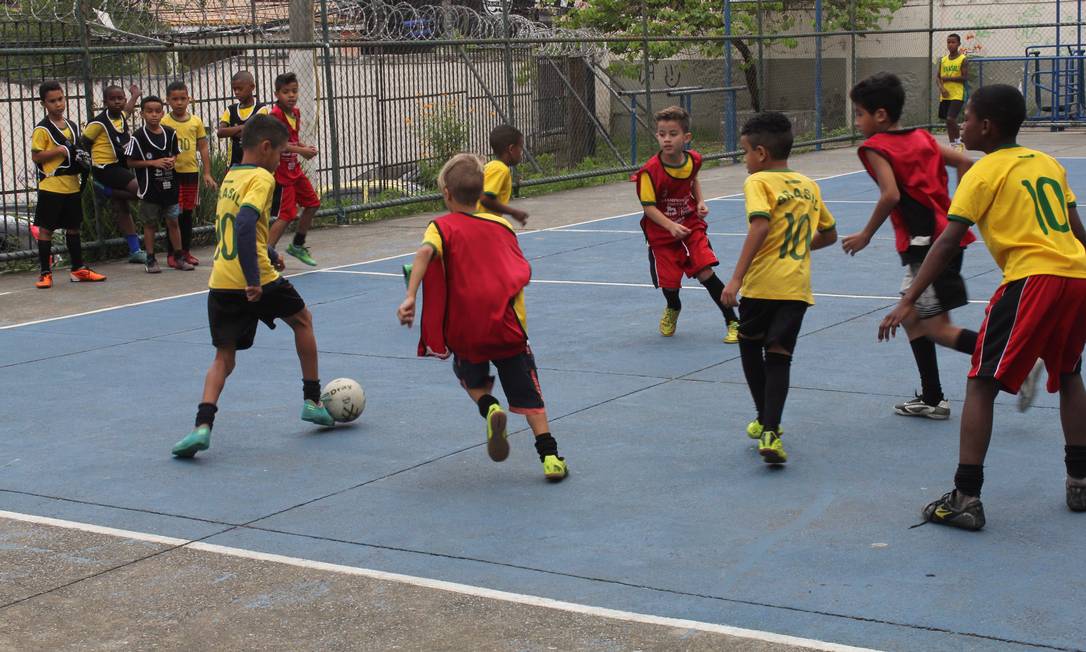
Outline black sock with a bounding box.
[699,273,738,323]
[146,252,156,262]
[195,402,218,429]
[180,209,193,251]
[954,463,984,497]
[662,288,681,311]
[293,231,307,247]
[954,329,979,355]
[37,239,52,274]
[909,337,943,406]
[174,249,185,260]
[762,351,792,432]
[738,338,766,422]
[476,393,499,418]
[64,232,84,269]
[1066,445,1086,479]
[534,432,558,460]
[303,379,321,403]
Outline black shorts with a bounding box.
[453,347,545,414]
[91,164,134,191]
[207,278,306,351]
[938,100,963,120]
[34,190,84,231]
[738,298,809,354]
[901,248,968,319]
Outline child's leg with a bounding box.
[907,312,977,353]
[35,226,53,274]
[63,228,84,270]
[762,342,792,433]
[143,221,156,258]
[268,217,289,248]
[283,308,319,384]
[291,177,321,248]
[1060,372,1086,449]
[200,346,237,411]
[494,349,565,478]
[166,216,183,255]
[294,205,318,243]
[953,377,1000,498]
[738,335,766,423]
[947,115,960,143]
[662,288,681,311]
[695,267,738,323]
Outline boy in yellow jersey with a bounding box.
[398,154,568,482]
[83,83,147,263]
[171,115,333,459]
[477,124,528,224]
[163,80,218,269]
[217,71,268,170]
[722,112,837,465]
[937,33,968,149]
[881,85,1086,529]
[30,81,105,288]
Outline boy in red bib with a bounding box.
[633,106,739,342]
[266,72,321,267]
[398,154,568,482]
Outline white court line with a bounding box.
[0,169,863,332]
[0,509,877,652]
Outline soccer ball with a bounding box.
[320,378,366,423]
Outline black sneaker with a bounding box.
[921,490,986,531]
[1068,477,1086,512]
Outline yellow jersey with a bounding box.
[162,112,208,174]
[940,54,966,101]
[208,165,280,290]
[478,159,512,210]
[83,115,126,166]
[31,122,81,194]
[948,145,1086,284]
[741,170,836,304]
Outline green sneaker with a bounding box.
[485,403,509,462]
[301,399,334,426]
[746,419,763,440]
[286,243,317,266]
[542,454,568,482]
[724,320,740,344]
[758,430,787,464]
[402,263,413,288]
[128,249,148,264]
[172,426,211,458]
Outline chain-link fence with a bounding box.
[1,0,1082,264]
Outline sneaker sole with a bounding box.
[545,468,568,482]
[172,442,208,458]
[486,411,509,462]
[893,407,950,420]
[759,449,786,464]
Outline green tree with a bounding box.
[561,0,904,111]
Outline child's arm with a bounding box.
[197,136,217,189]
[286,143,319,159]
[1069,205,1086,248]
[397,245,437,327]
[939,144,973,182]
[948,58,968,83]
[721,217,771,307]
[124,84,141,117]
[935,62,946,97]
[842,150,898,256]
[479,195,528,225]
[811,225,838,250]
[127,156,172,169]
[31,145,69,165]
[879,220,969,340]
[693,177,709,217]
[644,204,691,240]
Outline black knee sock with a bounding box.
[954,463,984,497]
[1066,445,1086,479]
[762,351,792,432]
[954,329,979,355]
[195,402,218,429]
[303,379,321,403]
[534,432,558,460]
[909,337,943,406]
[37,239,52,274]
[179,209,193,251]
[293,231,307,247]
[64,232,84,269]
[662,288,681,311]
[476,393,499,418]
[738,338,766,422]
[699,273,738,323]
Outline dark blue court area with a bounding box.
[4,164,1086,651]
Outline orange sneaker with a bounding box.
[35,272,53,289]
[70,267,106,283]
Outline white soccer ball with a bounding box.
[320,378,366,423]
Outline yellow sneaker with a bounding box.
[659,307,680,337]
[485,403,509,462]
[724,320,739,344]
[542,454,568,482]
[758,430,787,464]
[746,419,763,440]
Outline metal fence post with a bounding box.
[814,0,823,149]
[77,0,103,248]
[927,0,934,127]
[317,0,345,224]
[849,0,857,141]
[501,0,519,191]
[630,94,639,165]
[756,0,764,112]
[640,0,653,118]
[724,0,736,153]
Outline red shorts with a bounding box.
[970,275,1086,393]
[177,173,199,211]
[271,175,320,222]
[647,228,718,289]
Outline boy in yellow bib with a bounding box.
[937,33,969,149]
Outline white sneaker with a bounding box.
[1017,360,1045,412]
[894,395,951,419]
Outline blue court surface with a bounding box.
[3,163,1086,651]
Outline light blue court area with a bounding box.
[4,163,1086,651]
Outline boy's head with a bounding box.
[653,105,692,158]
[849,72,905,137]
[231,70,256,102]
[739,111,793,173]
[437,153,485,209]
[241,114,289,172]
[489,124,524,165]
[961,84,1025,152]
[140,95,165,128]
[947,33,961,56]
[165,80,189,114]
[103,84,127,113]
[274,72,299,109]
[38,81,65,117]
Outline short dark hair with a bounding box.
[103,84,125,98]
[231,70,255,84]
[740,111,794,160]
[438,153,485,205]
[849,72,905,123]
[141,95,164,110]
[38,80,62,100]
[274,72,298,91]
[489,124,523,155]
[968,84,1026,139]
[948,33,961,43]
[166,80,187,95]
[654,105,690,133]
[241,113,289,150]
